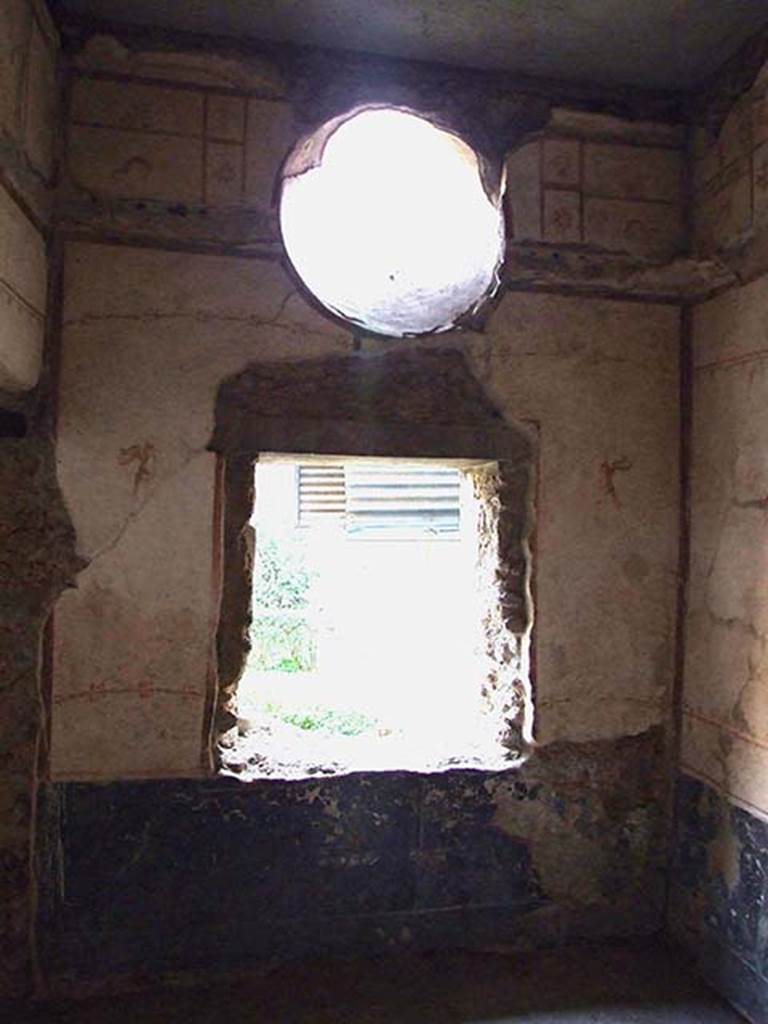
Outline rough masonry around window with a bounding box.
[208,348,537,779]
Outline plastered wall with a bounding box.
[43,240,679,985]
[60,36,690,272]
[671,270,768,1020]
[51,243,679,777]
[0,0,57,180]
[0,16,713,995]
[28,33,685,986]
[669,51,768,1023]
[682,277,768,811]
[51,246,349,778]
[506,113,684,259]
[62,34,293,243]
[66,72,291,216]
[0,182,47,390]
[692,62,768,257]
[17,2,768,1005]
[49,42,683,780]
[0,0,58,392]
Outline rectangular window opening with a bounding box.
[219,453,532,780]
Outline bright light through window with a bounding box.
[220,455,531,780]
[279,108,505,336]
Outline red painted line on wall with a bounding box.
[683,704,768,754]
[539,695,664,707]
[680,762,768,823]
[53,686,206,704]
[695,347,768,373]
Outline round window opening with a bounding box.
[279,107,505,337]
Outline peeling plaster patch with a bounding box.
[492,730,665,916]
[493,792,606,907]
[706,505,768,635]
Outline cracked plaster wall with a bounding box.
[42,36,681,986]
[49,38,682,781]
[51,246,350,778]
[672,48,768,1006]
[672,268,768,1020]
[663,44,768,1022]
[681,274,768,807]
[51,242,680,778]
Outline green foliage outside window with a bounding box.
[250,534,316,672]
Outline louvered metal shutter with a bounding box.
[298,463,460,535]
[297,464,346,524]
[346,464,459,534]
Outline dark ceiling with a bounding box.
[54,0,768,92]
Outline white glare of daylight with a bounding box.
[279,108,505,336]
